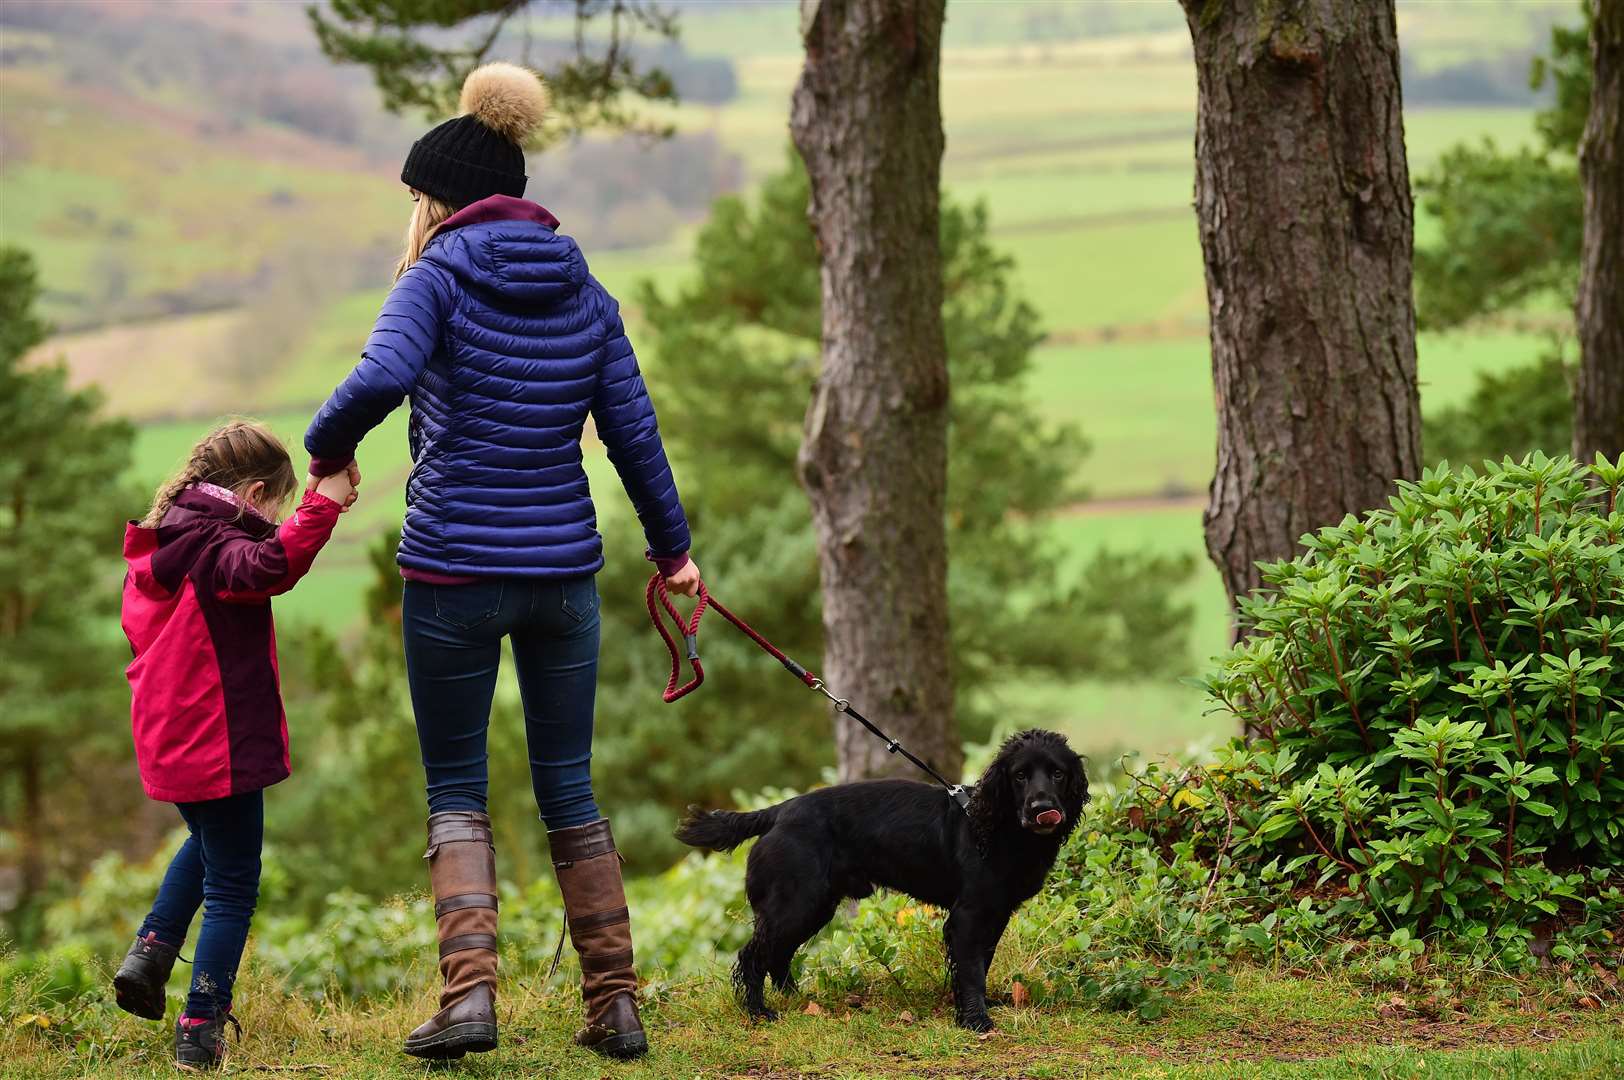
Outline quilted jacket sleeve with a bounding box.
[304,262,453,474]
[590,285,691,558]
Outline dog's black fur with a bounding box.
[675,729,1087,1031]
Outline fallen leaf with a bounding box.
[1010,980,1031,1008]
[803,1002,824,1016]
[898,1010,916,1023]
[1576,995,1601,1010]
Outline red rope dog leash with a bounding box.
[645,573,816,702]
[645,573,970,811]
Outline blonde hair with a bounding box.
[143,419,298,528]
[396,191,457,280]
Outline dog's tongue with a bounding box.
[1035,809,1064,827]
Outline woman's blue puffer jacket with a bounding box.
[305,196,689,578]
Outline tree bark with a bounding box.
[1181,0,1421,621]
[1574,0,1624,463]
[790,0,960,783]
[18,743,42,906]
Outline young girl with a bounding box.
[112,419,353,1070]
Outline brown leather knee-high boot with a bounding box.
[404,811,500,1060]
[550,819,648,1059]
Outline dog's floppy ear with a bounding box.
[1056,743,1088,841]
[968,741,1015,847]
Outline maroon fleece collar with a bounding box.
[439,194,560,234]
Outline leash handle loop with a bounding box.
[646,574,709,702]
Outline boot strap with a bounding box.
[435,892,499,917]
[424,831,493,858]
[569,906,629,934]
[550,836,616,866]
[578,947,634,973]
[440,933,498,959]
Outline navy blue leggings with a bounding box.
[401,576,602,829]
[139,790,264,1019]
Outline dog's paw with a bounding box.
[748,1006,780,1023]
[955,1011,995,1033]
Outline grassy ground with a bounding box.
[6,963,1618,1079]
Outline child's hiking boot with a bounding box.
[114,932,179,1020]
[174,1012,239,1071]
[403,811,500,1060]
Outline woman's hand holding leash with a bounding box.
[664,558,702,598]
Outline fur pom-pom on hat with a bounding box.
[459,62,549,144]
[400,63,549,209]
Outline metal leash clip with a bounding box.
[810,678,850,713]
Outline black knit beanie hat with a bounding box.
[401,62,549,209]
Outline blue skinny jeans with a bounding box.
[139,789,264,1019]
[401,576,602,829]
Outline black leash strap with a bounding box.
[806,677,971,813]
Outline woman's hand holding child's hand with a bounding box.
[308,460,361,512]
[315,470,358,511]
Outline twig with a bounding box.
[1200,781,1236,910]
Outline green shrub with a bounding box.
[1186,453,1624,943]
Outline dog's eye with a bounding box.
[1013,771,1027,784]
[1050,768,1064,781]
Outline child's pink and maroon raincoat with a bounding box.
[121,486,340,803]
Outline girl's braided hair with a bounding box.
[142,419,298,528]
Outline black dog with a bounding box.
[675,729,1087,1031]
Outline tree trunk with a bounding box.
[18,743,42,906]
[790,0,960,783]
[1575,0,1624,463]
[1182,0,1421,624]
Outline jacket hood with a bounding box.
[123,487,273,573]
[426,194,587,309]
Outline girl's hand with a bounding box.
[665,559,702,598]
[316,471,357,511]
[306,461,362,504]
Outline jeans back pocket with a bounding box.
[433,581,504,631]
[559,576,598,624]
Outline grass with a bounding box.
[6,961,1618,1078]
[1029,329,1555,500]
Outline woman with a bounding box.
[304,62,697,1062]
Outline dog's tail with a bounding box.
[674,805,779,852]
